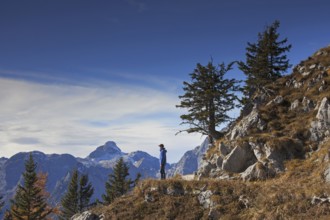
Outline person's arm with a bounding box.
[160,151,163,166]
[161,150,166,165]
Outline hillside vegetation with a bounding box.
[91,141,330,220]
[75,46,330,219]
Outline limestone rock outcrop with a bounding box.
[241,162,276,181]
[324,165,330,183]
[310,97,330,142]
[228,106,266,140]
[222,143,257,173]
[71,211,104,220]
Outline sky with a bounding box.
[0,0,329,163]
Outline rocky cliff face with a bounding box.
[197,45,330,181]
[167,137,210,177]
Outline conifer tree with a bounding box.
[35,172,59,218]
[3,210,13,220]
[78,174,94,212]
[60,170,79,219]
[176,61,241,139]
[0,194,4,214]
[239,20,291,102]
[60,169,94,219]
[10,153,52,220]
[102,158,140,204]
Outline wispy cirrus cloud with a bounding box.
[0,76,202,162]
[0,69,77,84]
[85,68,183,92]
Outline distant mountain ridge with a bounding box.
[0,141,158,215]
[0,140,206,216]
[167,137,210,177]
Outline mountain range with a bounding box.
[0,139,209,215]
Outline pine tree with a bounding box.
[60,170,79,219]
[102,158,139,204]
[60,170,94,219]
[35,172,59,218]
[78,174,94,212]
[10,153,52,220]
[3,210,13,220]
[176,61,241,139]
[0,194,4,214]
[239,20,291,102]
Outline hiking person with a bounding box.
[159,144,167,179]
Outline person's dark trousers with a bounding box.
[160,164,166,179]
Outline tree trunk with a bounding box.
[208,99,224,140]
[209,130,224,140]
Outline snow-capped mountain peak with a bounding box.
[87,141,123,162]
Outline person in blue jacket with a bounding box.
[159,144,167,179]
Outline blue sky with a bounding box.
[0,0,329,163]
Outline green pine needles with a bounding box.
[79,174,94,212]
[10,153,53,220]
[0,194,4,214]
[239,20,291,101]
[102,157,140,204]
[177,61,241,139]
[177,20,291,139]
[60,169,94,220]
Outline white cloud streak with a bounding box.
[0,77,203,162]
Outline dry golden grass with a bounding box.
[241,54,329,149]
[87,47,330,219]
[90,140,330,219]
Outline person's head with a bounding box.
[159,144,164,148]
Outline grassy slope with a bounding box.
[90,139,330,220]
[89,46,330,219]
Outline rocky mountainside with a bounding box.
[196,45,330,181]
[72,45,330,220]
